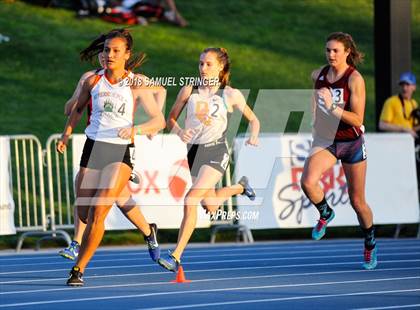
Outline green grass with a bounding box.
[1,0,419,143]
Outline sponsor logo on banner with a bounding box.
[273,138,348,225]
[168,159,190,201]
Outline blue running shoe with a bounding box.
[158,250,180,272]
[144,223,160,261]
[362,247,378,270]
[238,176,256,201]
[59,241,80,260]
[312,210,335,240]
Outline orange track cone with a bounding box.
[171,265,191,283]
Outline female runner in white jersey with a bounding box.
[57,29,165,286]
[59,51,165,263]
[158,47,260,272]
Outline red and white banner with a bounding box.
[0,136,16,235]
[234,133,419,229]
[72,134,211,230]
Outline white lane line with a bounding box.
[3,246,420,268]
[1,276,419,308]
[354,304,420,310]
[1,267,419,296]
[2,262,419,286]
[1,252,420,276]
[1,240,418,261]
[132,289,420,310]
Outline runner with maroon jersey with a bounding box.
[300,32,377,270]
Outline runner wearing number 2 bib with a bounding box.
[158,47,260,272]
[301,32,377,270]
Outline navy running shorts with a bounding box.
[312,135,367,164]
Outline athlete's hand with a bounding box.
[118,127,135,140]
[178,128,197,143]
[245,135,259,146]
[56,136,68,154]
[317,87,333,110]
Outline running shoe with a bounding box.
[362,247,378,270]
[158,250,180,272]
[67,266,84,287]
[312,209,335,240]
[144,223,160,261]
[238,176,256,201]
[59,240,80,260]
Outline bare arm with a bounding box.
[118,79,166,140]
[167,85,192,134]
[64,70,95,116]
[153,85,167,112]
[311,68,323,126]
[136,88,166,135]
[379,121,419,138]
[57,76,94,153]
[165,85,199,143]
[229,88,260,146]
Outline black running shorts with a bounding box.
[187,140,230,177]
[79,137,135,170]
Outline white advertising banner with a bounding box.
[0,136,16,235]
[72,134,210,230]
[234,133,419,229]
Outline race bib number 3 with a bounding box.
[332,88,344,104]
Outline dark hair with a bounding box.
[80,28,146,71]
[326,32,364,67]
[202,47,230,88]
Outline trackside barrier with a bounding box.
[45,134,75,235]
[7,132,419,250]
[7,135,70,252]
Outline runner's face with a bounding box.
[325,40,350,67]
[103,38,130,70]
[199,52,223,81]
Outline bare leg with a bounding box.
[301,147,337,204]
[76,163,132,273]
[342,160,373,229]
[74,168,100,241]
[116,187,151,236]
[171,165,222,261]
[163,0,188,27]
[72,208,86,244]
[201,184,244,213]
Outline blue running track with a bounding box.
[0,239,419,309]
